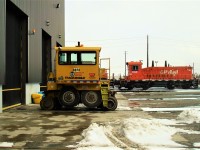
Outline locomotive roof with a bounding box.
[127,61,143,65]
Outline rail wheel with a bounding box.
[107,96,118,111]
[142,85,149,90]
[127,86,133,90]
[59,88,80,107]
[193,84,198,89]
[142,83,149,90]
[40,96,55,110]
[192,80,199,89]
[182,84,190,89]
[81,91,102,108]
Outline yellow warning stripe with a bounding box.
[2,103,21,111]
[40,86,47,88]
[2,88,21,92]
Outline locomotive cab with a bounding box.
[126,61,143,80]
[119,61,146,90]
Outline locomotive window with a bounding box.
[58,51,96,65]
[132,65,139,71]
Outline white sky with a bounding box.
[65,0,200,76]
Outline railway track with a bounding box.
[111,86,200,93]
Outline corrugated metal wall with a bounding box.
[0,0,6,84]
[10,0,65,82]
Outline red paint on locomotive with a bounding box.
[126,61,192,81]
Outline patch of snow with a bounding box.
[78,123,113,147]
[175,95,200,97]
[116,106,133,111]
[0,142,13,148]
[121,118,183,148]
[193,142,200,147]
[177,109,200,123]
[174,89,200,92]
[67,116,200,149]
[146,147,186,150]
[76,146,123,150]
[147,87,170,91]
[129,97,198,101]
[163,98,197,100]
[142,107,200,112]
[66,123,123,150]
[128,98,148,101]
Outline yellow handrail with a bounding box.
[2,88,21,92]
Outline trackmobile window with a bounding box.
[58,51,96,65]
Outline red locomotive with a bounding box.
[117,60,199,90]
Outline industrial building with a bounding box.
[0,0,65,113]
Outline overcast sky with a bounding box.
[65,0,200,76]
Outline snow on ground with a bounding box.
[116,106,133,111]
[66,123,124,150]
[146,87,170,91]
[77,123,113,147]
[128,98,198,101]
[121,118,182,148]
[142,107,200,112]
[193,143,200,147]
[67,109,200,150]
[174,88,200,92]
[177,109,200,123]
[175,94,200,97]
[0,142,13,148]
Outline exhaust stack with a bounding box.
[152,60,154,67]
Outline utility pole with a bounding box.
[125,51,127,77]
[147,35,149,68]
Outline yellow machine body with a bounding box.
[41,45,117,111]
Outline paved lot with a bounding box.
[0,89,200,149]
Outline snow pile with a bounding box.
[67,116,200,149]
[65,91,200,149]
[177,109,200,123]
[67,123,123,150]
[121,118,182,148]
[78,123,113,147]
